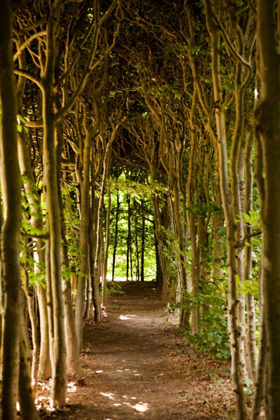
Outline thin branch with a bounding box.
[21,232,49,239]
[14,69,43,89]
[13,31,47,62]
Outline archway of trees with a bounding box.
[0,0,279,419]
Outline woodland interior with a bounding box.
[0,0,279,419]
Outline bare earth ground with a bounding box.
[38,282,248,420]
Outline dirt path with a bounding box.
[41,282,237,419]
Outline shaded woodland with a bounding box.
[0,0,279,419]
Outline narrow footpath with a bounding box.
[42,282,237,420]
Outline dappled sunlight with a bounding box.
[37,380,51,392]
[133,402,149,413]
[119,314,138,320]
[99,389,150,414]
[34,380,78,412]
[67,381,77,393]
[35,395,56,412]
[100,392,115,400]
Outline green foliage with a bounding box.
[103,282,124,297]
[62,186,83,274]
[167,282,230,360]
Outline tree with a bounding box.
[0,0,25,418]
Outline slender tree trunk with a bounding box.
[36,284,51,379]
[15,43,52,380]
[112,191,120,282]
[187,93,199,332]
[89,186,101,322]
[18,293,39,420]
[134,199,140,282]
[151,196,169,300]
[0,1,22,417]
[42,2,66,405]
[55,118,80,375]
[255,2,280,417]
[251,254,266,419]
[102,152,112,303]
[173,178,189,328]
[244,130,257,382]
[102,188,111,304]
[155,236,163,287]
[204,1,246,417]
[75,133,91,351]
[16,57,51,381]
[212,150,225,282]
[126,194,131,281]
[22,269,39,391]
[141,199,145,282]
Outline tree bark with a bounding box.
[0,1,22,418]
[18,293,39,420]
[112,191,120,282]
[140,199,145,283]
[255,2,280,417]
[203,1,246,417]
[42,1,66,405]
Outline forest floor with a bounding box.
[38,281,252,420]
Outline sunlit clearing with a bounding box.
[113,403,121,407]
[131,397,137,400]
[67,382,77,393]
[133,402,149,413]
[100,392,115,400]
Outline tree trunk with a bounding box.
[42,2,66,405]
[89,187,101,323]
[134,199,140,282]
[141,199,145,283]
[255,2,280,417]
[126,194,131,281]
[55,118,80,375]
[22,269,39,391]
[15,42,52,380]
[102,152,112,303]
[0,1,22,418]
[244,130,257,382]
[18,293,39,420]
[75,132,91,351]
[102,188,111,304]
[203,1,246,417]
[112,191,120,282]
